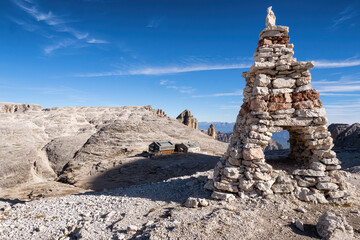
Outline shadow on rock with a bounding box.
[79,153,219,203]
[287,223,320,239]
[80,175,213,204]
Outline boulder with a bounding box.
[316,212,354,240]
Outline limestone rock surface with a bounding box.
[177,109,198,129]
[208,124,217,139]
[0,104,226,192]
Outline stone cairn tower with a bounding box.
[210,7,349,204]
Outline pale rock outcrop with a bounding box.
[177,109,198,129]
[208,124,217,139]
[0,105,226,191]
[316,212,354,240]
[0,102,42,113]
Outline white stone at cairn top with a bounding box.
[266,6,276,28]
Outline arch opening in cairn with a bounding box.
[210,7,350,204]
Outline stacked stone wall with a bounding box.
[210,15,349,204]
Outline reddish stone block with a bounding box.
[243,148,264,161]
[303,89,319,101]
[292,92,303,102]
[258,36,289,47]
[263,39,272,45]
[269,94,285,103]
[268,102,292,111]
[250,98,267,112]
[313,99,322,107]
[240,102,250,115]
[292,89,320,102]
[293,101,314,109]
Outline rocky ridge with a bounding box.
[328,123,360,148]
[0,103,226,199]
[176,109,198,129]
[207,124,217,139]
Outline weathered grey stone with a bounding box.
[253,172,272,181]
[326,165,341,170]
[295,220,305,232]
[184,197,199,208]
[272,183,294,193]
[223,167,241,180]
[272,78,296,89]
[316,212,354,240]
[253,87,269,95]
[255,74,271,87]
[328,191,348,199]
[320,158,341,165]
[238,179,255,191]
[297,177,317,187]
[214,182,238,193]
[316,182,339,191]
[198,198,209,207]
[293,169,325,177]
[211,191,235,201]
[310,162,326,171]
[242,148,264,161]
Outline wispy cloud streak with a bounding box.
[75,63,251,77]
[192,90,242,98]
[313,73,360,94]
[314,59,360,68]
[76,55,360,78]
[330,6,359,29]
[146,18,162,28]
[159,80,196,94]
[11,0,108,54]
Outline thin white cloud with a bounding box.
[324,101,360,123]
[76,56,360,78]
[219,105,241,110]
[320,93,360,96]
[87,38,108,44]
[330,6,359,29]
[159,80,175,85]
[192,90,243,98]
[75,63,251,77]
[146,18,162,28]
[317,85,360,93]
[313,73,360,94]
[44,39,74,55]
[11,0,108,54]
[159,80,196,94]
[314,59,360,68]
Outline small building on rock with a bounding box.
[175,142,200,153]
[148,141,175,154]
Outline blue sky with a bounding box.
[1,0,360,123]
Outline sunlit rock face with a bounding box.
[177,109,198,129]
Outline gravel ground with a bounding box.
[1,170,359,240]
